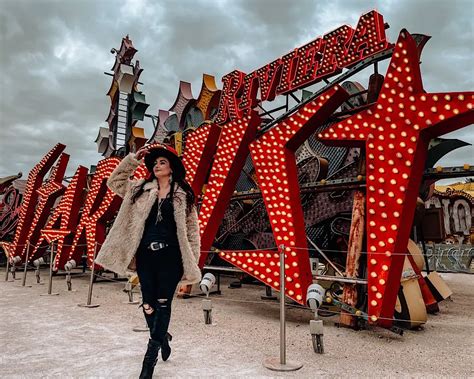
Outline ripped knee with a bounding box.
[142,303,154,315]
[157,298,170,308]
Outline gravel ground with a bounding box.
[0,269,472,378]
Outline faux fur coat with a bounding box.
[95,153,202,285]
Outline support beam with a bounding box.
[340,190,365,327]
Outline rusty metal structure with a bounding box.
[96,35,149,157]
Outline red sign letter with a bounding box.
[214,70,246,124]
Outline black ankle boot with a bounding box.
[139,339,161,379]
[161,332,173,361]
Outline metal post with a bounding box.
[280,244,286,364]
[123,281,139,304]
[86,244,96,305]
[20,241,32,287]
[264,245,303,372]
[78,242,100,308]
[202,299,213,325]
[41,242,59,296]
[261,285,277,301]
[5,255,11,281]
[418,223,431,274]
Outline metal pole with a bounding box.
[47,243,56,294]
[47,243,54,294]
[263,244,303,372]
[123,281,139,304]
[419,223,431,274]
[20,241,32,287]
[280,244,286,365]
[78,242,100,308]
[5,255,10,281]
[41,242,59,296]
[87,244,96,305]
[261,285,277,300]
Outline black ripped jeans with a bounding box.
[135,244,184,343]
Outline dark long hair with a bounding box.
[131,171,196,213]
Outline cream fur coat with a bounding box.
[95,153,202,285]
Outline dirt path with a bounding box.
[0,270,472,378]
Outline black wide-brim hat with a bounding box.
[143,143,186,180]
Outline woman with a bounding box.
[95,144,201,379]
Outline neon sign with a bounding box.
[215,10,390,124]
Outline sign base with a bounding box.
[263,357,303,372]
[77,303,100,308]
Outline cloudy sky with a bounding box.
[0,0,472,183]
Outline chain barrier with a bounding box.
[2,242,465,330]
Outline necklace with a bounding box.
[155,198,165,224]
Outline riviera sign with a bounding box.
[215,10,391,124]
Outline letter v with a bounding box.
[197,111,261,267]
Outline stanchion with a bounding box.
[261,285,277,300]
[123,281,139,304]
[263,244,303,372]
[40,242,59,296]
[10,256,21,280]
[78,242,100,308]
[19,241,32,287]
[5,254,11,281]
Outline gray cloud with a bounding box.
[0,0,472,182]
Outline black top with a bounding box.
[139,196,179,248]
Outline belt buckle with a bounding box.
[150,242,166,251]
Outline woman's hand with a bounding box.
[135,146,149,161]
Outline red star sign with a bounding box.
[319,29,473,326]
[219,86,349,304]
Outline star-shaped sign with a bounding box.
[219,86,349,304]
[319,29,473,326]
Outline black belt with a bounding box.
[147,242,168,251]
